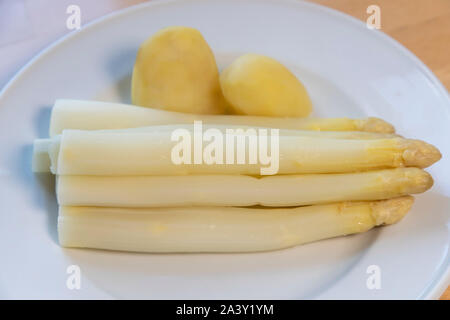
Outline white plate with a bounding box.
[0,0,449,299]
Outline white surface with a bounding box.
[0,0,449,299]
[0,0,144,90]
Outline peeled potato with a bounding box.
[131,26,226,114]
[220,54,312,117]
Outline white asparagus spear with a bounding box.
[58,196,414,253]
[49,99,395,136]
[70,123,399,138]
[56,168,432,207]
[32,125,398,173]
[49,129,441,176]
[32,139,53,173]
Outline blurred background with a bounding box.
[0,0,448,299]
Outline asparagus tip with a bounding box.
[409,168,434,193]
[402,139,442,168]
[371,196,414,226]
[357,117,395,133]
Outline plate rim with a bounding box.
[0,0,448,299]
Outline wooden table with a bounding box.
[310,0,450,300]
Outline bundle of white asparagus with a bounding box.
[33,100,441,253]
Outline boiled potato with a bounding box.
[131,26,226,114]
[220,54,312,117]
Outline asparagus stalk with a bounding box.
[32,139,53,172]
[76,123,399,138]
[49,129,441,176]
[57,168,432,207]
[58,196,414,253]
[32,126,398,173]
[49,99,395,136]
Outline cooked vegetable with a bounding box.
[48,100,395,137]
[58,196,414,253]
[220,53,312,117]
[131,26,227,114]
[32,24,442,256]
[56,168,431,207]
[33,125,398,173]
[32,139,53,173]
[48,129,440,176]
